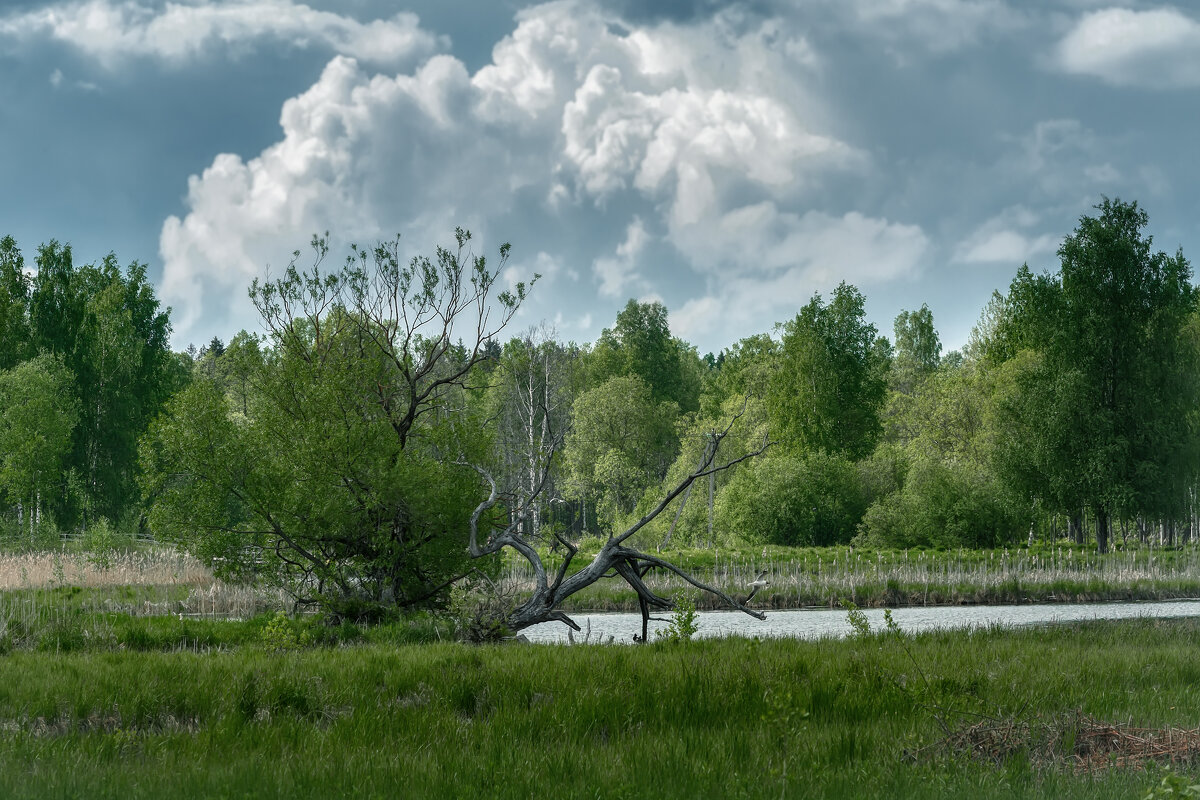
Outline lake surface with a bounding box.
[521,599,1200,644]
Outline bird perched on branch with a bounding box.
[746,569,769,604]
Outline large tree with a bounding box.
[891,304,940,394]
[490,325,581,541]
[767,282,890,458]
[0,236,31,370]
[564,374,679,529]
[588,299,702,413]
[144,231,524,618]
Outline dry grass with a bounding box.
[0,548,212,590]
[927,712,1200,774]
[0,548,290,619]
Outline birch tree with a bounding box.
[0,355,78,537]
[491,325,580,540]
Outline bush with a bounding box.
[857,456,1029,549]
[260,611,313,651]
[657,592,699,642]
[717,451,866,546]
[82,517,131,570]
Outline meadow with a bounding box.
[1,611,1200,798]
[4,543,1200,797]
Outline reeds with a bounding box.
[507,545,1200,611]
[0,548,211,590]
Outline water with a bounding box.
[520,599,1200,644]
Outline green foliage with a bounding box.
[487,327,582,540]
[588,299,701,413]
[1144,769,1200,799]
[0,354,79,536]
[891,304,941,393]
[82,518,126,570]
[858,457,1029,549]
[260,611,313,651]
[633,394,771,549]
[841,598,871,638]
[447,578,516,642]
[564,374,679,528]
[142,231,517,618]
[718,451,866,546]
[0,236,32,370]
[657,592,699,642]
[26,240,178,525]
[768,282,890,458]
[702,333,779,418]
[856,444,910,508]
[986,199,1198,551]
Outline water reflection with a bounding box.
[521,599,1200,644]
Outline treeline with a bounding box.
[0,198,1195,567]
[479,199,1200,555]
[0,237,185,540]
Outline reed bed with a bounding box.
[508,545,1200,611]
[0,548,212,590]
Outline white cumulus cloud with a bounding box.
[1056,7,1200,88]
[154,0,928,348]
[159,52,547,339]
[671,209,929,346]
[953,206,1061,265]
[593,217,649,297]
[0,0,443,67]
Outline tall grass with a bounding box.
[0,548,210,590]
[0,618,1195,798]
[507,544,1200,610]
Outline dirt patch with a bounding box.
[922,712,1200,773]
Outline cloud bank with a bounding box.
[0,0,443,67]
[149,0,937,347]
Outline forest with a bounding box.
[0,198,1197,626]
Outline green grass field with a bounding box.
[2,611,1199,798]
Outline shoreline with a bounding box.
[547,582,1200,614]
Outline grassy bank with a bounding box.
[2,616,1200,797]
[507,543,1200,611]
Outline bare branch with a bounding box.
[615,547,767,621]
[613,428,771,546]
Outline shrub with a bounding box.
[717,452,866,546]
[857,456,1029,549]
[260,611,312,651]
[657,593,699,642]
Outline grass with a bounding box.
[506,542,1200,611]
[0,547,211,591]
[0,585,454,654]
[0,616,1198,797]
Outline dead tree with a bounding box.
[466,403,771,636]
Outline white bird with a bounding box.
[746,569,770,604]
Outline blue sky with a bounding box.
[2,0,1198,356]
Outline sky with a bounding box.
[2,0,1198,357]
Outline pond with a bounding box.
[521,599,1200,644]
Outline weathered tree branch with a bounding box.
[463,397,772,635]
